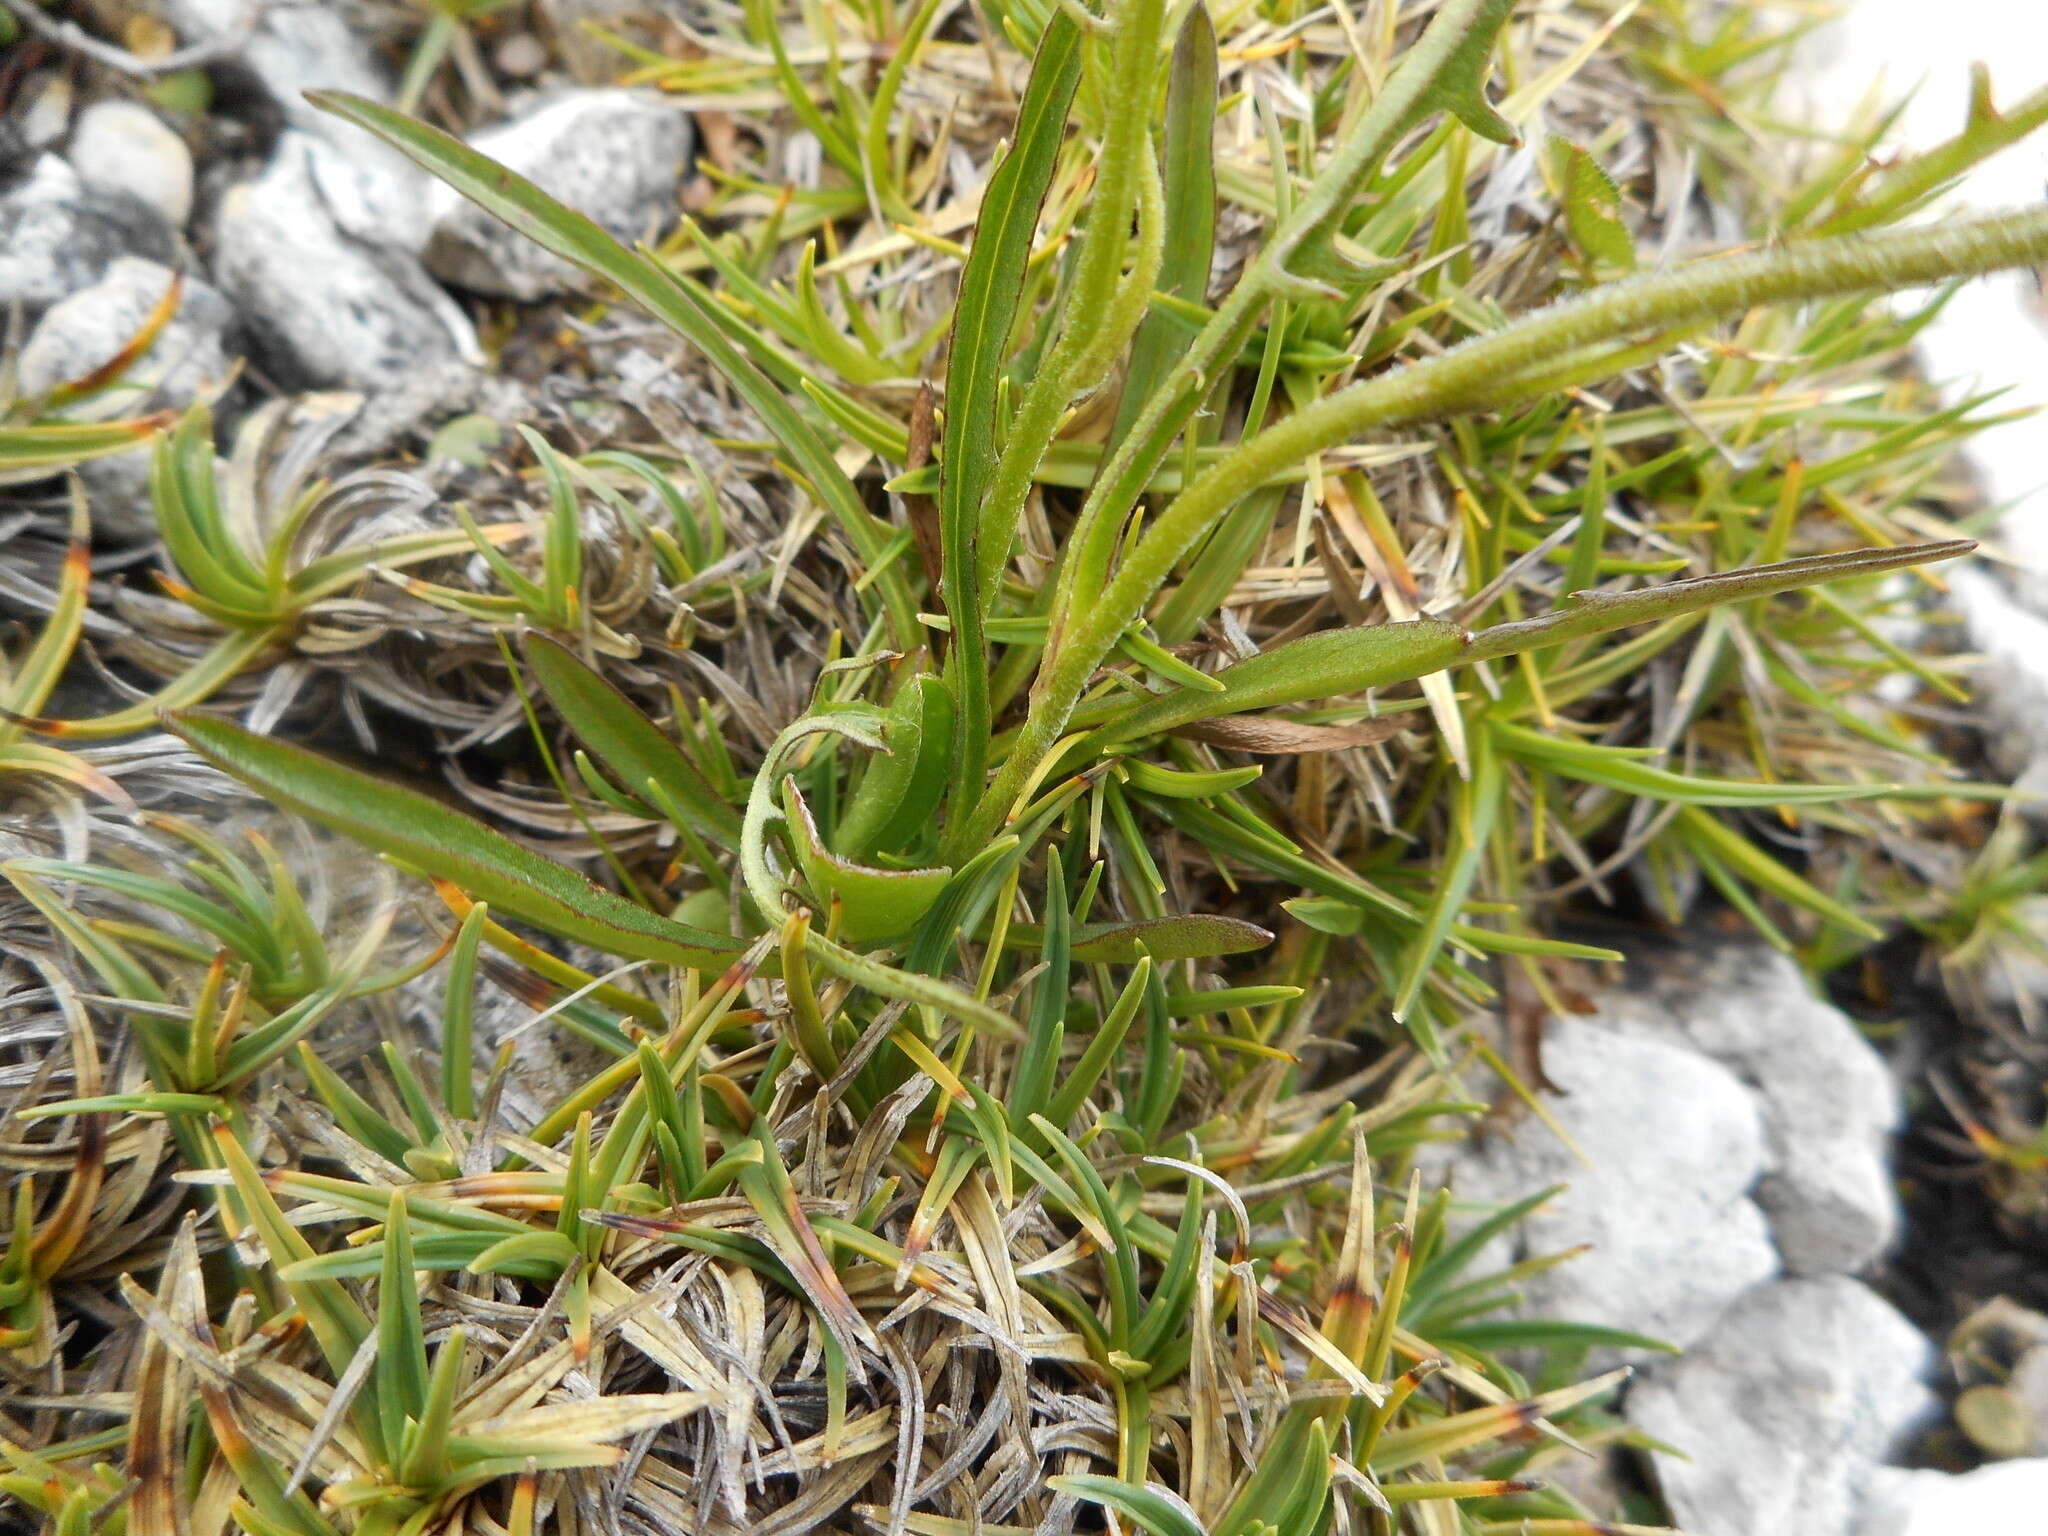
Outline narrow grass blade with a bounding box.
[938,8,1084,812]
[524,632,742,849]
[1102,541,1976,742]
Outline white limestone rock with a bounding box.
[0,155,177,314]
[161,0,430,248]
[212,133,475,401]
[1630,1277,1939,1536]
[1948,566,2048,806]
[1433,1012,1781,1354]
[423,89,689,300]
[68,101,194,229]
[1592,943,1902,1276]
[1859,1458,2048,1536]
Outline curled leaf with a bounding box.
[782,780,950,943]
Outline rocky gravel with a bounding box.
[0,153,177,313]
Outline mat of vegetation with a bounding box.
[6,1,2048,1532]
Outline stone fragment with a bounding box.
[212,134,475,401]
[1432,1013,1780,1353]
[69,100,194,228]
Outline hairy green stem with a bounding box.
[1040,0,1518,671]
[964,203,2048,848]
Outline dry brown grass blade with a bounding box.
[1172,714,1408,753]
[125,1215,203,1536]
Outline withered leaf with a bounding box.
[1170,713,1408,754]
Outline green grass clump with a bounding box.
[8,0,2048,1531]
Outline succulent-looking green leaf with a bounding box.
[782,780,951,942]
[165,713,743,971]
[738,710,1020,1036]
[1050,1477,1208,1536]
[833,674,956,862]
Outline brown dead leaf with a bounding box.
[1171,713,1407,754]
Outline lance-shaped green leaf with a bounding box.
[1041,956,1150,1131]
[1393,728,1501,1028]
[0,416,171,475]
[375,1190,429,1457]
[938,8,1084,822]
[212,1127,373,1395]
[1214,1401,1328,1536]
[4,519,87,726]
[1812,71,2048,236]
[1098,540,1976,743]
[997,913,1275,964]
[940,8,1081,566]
[1368,1368,1629,1473]
[165,713,744,971]
[1108,2,1218,451]
[522,632,741,849]
[441,900,486,1120]
[1490,719,1909,806]
[1008,846,1071,1125]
